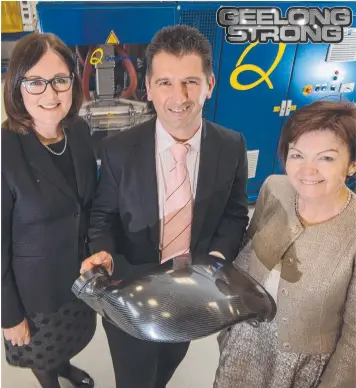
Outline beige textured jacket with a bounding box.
[235,175,356,388]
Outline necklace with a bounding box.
[41,128,67,156]
[295,190,352,227]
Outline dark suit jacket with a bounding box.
[1,117,97,328]
[89,118,249,280]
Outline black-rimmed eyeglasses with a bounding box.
[21,75,74,95]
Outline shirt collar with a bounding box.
[156,118,202,154]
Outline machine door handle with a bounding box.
[273,100,297,117]
[279,100,287,117]
[285,100,297,116]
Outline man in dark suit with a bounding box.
[81,25,249,388]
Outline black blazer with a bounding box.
[89,118,249,280]
[1,117,97,328]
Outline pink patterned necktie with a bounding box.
[161,143,193,263]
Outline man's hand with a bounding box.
[3,318,31,347]
[80,251,113,275]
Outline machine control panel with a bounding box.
[302,68,354,96]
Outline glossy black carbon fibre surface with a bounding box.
[72,254,276,342]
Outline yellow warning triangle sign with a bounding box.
[106,30,120,44]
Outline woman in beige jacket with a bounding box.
[214,101,356,388]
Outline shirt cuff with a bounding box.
[209,251,226,260]
[108,255,114,276]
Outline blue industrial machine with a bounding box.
[33,1,356,201]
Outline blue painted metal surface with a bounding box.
[214,40,297,199]
[36,1,356,202]
[37,1,177,46]
[210,2,356,200]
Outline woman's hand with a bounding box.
[3,318,31,347]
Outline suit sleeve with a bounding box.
[1,174,25,328]
[88,143,121,258]
[209,133,249,261]
[320,255,356,388]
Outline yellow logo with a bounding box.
[90,30,120,66]
[90,48,104,65]
[230,42,286,91]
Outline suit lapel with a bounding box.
[130,121,160,249]
[191,121,222,251]
[122,119,222,253]
[19,130,76,200]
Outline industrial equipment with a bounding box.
[74,40,155,157]
[1,1,37,75]
[1,1,36,35]
[4,1,356,200]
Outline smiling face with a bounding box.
[20,49,73,130]
[145,51,215,137]
[285,130,356,200]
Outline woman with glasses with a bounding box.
[2,33,97,388]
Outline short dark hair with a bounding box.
[146,25,213,81]
[278,100,356,167]
[3,32,83,134]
